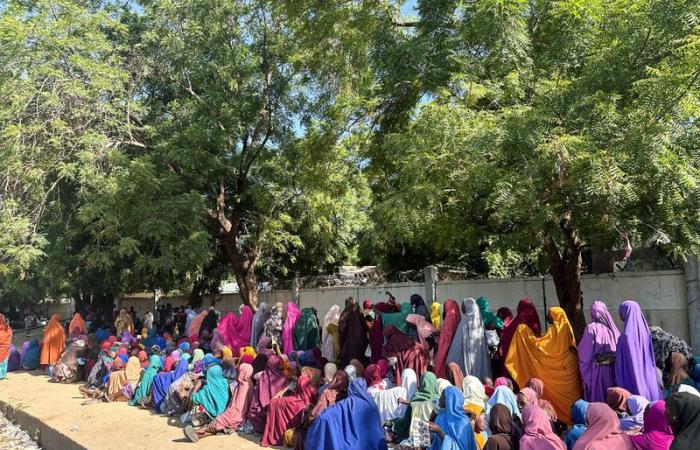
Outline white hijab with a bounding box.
[321,305,340,361]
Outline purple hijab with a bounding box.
[578,301,620,402]
[615,300,662,401]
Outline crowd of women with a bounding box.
[1,294,700,450]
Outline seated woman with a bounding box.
[129,354,163,407]
[186,363,230,427]
[245,355,293,433]
[152,355,190,412]
[629,400,673,450]
[105,356,142,402]
[606,387,631,419]
[21,339,41,371]
[50,339,87,383]
[427,386,478,450]
[519,405,565,450]
[365,363,408,424]
[383,325,429,386]
[293,370,350,449]
[572,403,633,450]
[619,395,649,432]
[484,404,515,450]
[393,371,439,445]
[261,375,318,447]
[663,352,695,396]
[664,392,700,450]
[565,400,589,450]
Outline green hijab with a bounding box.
[381,302,412,335]
[192,364,231,417]
[189,348,204,370]
[129,354,162,406]
[412,372,439,402]
[293,308,319,351]
[476,296,503,329]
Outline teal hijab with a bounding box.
[192,364,230,416]
[476,297,503,329]
[129,354,162,406]
[381,302,412,335]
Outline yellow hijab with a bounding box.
[125,356,143,384]
[430,302,442,330]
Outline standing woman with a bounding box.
[446,298,491,380]
[338,297,368,367]
[321,305,340,363]
[283,302,301,353]
[68,313,86,339]
[40,314,65,367]
[294,307,320,351]
[262,303,284,345]
[431,302,442,330]
[578,301,620,402]
[498,299,541,361]
[114,309,134,337]
[434,299,462,378]
[250,302,270,349]
[411,294,430,322]
[0,314,12,380]
[615,300,662,401]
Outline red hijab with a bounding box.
[498,299,541,359]
[365,364,384,387]
[433,299,461,378]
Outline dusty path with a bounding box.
[0,372,276,450]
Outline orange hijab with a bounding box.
[0,314,13,362]
[505,307,582,424]
[40,314,66,365]
[69,313,86,337]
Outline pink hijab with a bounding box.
[217,306,254,354]
[520,405,566,450]
[213,363,254,432]
[573,403,633,450]
[629,401,673,450]
[406,313,436,348]
[282,302,301,353]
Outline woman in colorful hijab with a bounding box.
[476,297,504,330]
[262,375,318,446]
[366,364,408,423]
[218,305,254,355]
[566,400,589,450]
[651,326,693,371]
[410,294,430,322]
[407,313,437,349]
[463,376,489,416]
[338,297,368,367]
[497,308,513,330]
[486,386,521,420]
[615,300,662,401]
[505,307,581,424]
[578,301,620,402]
[447,298,492,380]
[305,378,388,450]
[21,339,40,370]
[664,352,694,394]
[629,400,673,450]
[321,305,340,362]
[363,300,384,364]
[0,314,12,379]
[525,378,559,421]
[606,387,631,415]
[282,302,301,353]
[68,313,86,339]
[498,299,541,360]
[40,314,66,366]
[191,364,230,418]
[620,395,649,431]
[572,403,633,450]
[187,311,207,340]
[114,309,134,337]
[520,405,566,450]
[152,357,189,412]
[484,403,515,450]
[129,354,162,406]
[434,299,462,378]
[382,325,429,386]
[446,363,465,392]
[106,356,142,401]
[429,386,477,450]
[665,391,700,450]
[431,302,442,330]
[294,307,320,351]
[251,302,270,349]
[247,355,293,433]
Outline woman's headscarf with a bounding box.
[429,386,477,450]
[321,305,340,361]
[21,339,40,370]
[338,298,368,367]
[257,355,292,408]
[606,387,631,413]
[651,327,693,371]
[282,302,302,353]
[324,362,338,384]
[572,403,633,450]
[629,400,674,450]
[476,297,504,329]
[213,363,254,432]
[294,307,320,351]
[125,356,142,384]
[615,300,662,401]
[69,313,86,338]
[566,400,590,450]
[520,405,566,450]
[667,352,691,387]
[0,314,12,364]
[525,378,558,421]
[410,294,430,321]
[434,299,462,378]
[217,306,254,355]
[129,354,162,406]
[463,376,488,409]
[437,378,452,397]
[413,372,439,402]
[486,403,515,450]
[381,302,412,335]
[505,307,581,424]
[498,299,541,359]
[620,395,649,431]
[262,303,284,343]
[447,298,491,380]
[578,301,620,403]
[250,302,270,349]
[497,307,513,329]
[304,378,387,450]
[189,348,204,371]
[401,368,418,400]
[486,386,521,419]
[349,359,365,377]
[431,302,442,330]
[447,363,465,392]
[344,364,357,380]
[40,314,66,366]
[665,392,700,450]
[406,313,436,348]
[192,364,230,417]
[188,311,207,339]
[364,364,383,387]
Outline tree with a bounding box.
[366,0,700,337]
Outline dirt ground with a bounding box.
[0,372,278,450]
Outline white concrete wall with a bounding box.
[122,270,690,341]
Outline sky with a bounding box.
[401,0,419,17]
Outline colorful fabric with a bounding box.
[250,302,270,349]
[262,375,318,446]
[68,313,86,338]
[129,354,162,406]
[650,327,693,371]
[381,302,412,335]
[431,302,442,330]
[629,400,674,450]
[294,307,320,351]
[338,299,368,367]
[486,386,521,419]
[615,300,662,401]
[192,364,230,417]
[434,299,462,378]
[321,305,340,362]
[214,363,254,432]
[151,359,188,412]
[484,403,515,450]
[619,395,649,431]
[413,372,439,402]
[578,301,620,402]
[505,307,581,424]
[565,400,589,450]
[572,402,633,450]
[463,376,488,410]
[283,302,302,353]
[498,299,541,360]
[0,314,12,364]
[447,298,492,380]
[429,387,478,450]
[520,405,566,450]
[40,314,65,366]
[476,297,504,329]
[666,392,700,450]
[217,305,254,355]
[21,339,40,370]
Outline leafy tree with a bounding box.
[367,0,700,336]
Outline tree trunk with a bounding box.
[92,292,115,321]
[222,235,259,310]
[188,278,205,308]
[544,211,587,341]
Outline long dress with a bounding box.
[283,302,301,353]
[0,316,11,379]
[446,298,491,380]
[578,301,620,402]
[498,299,541,360]
[247,355,292,432]
[338,304,368,367]
[192,364,230,417]
[614,300,662,401]
[213,363,254,432]
[40,314,66,366]
[262,375,318,446]
[294,308,320,351]
[434,300,462,379]
[217,305,254,355]
[129,354,162,406]
[321,306,340,362]
[505,307,582,425]
[383,325,429,386]
[250,303,270,349]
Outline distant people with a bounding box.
[40,314,66,367]
[0,313,13,380]
[144,308,154,330]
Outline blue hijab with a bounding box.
[192,365,230,417]
[486,386,521,419]
[95,328,111,344]
[430,387,477,450]
[306,378,388,450]
[151,358,189,412]
[565,399,589,450]
[21,339,40,370]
